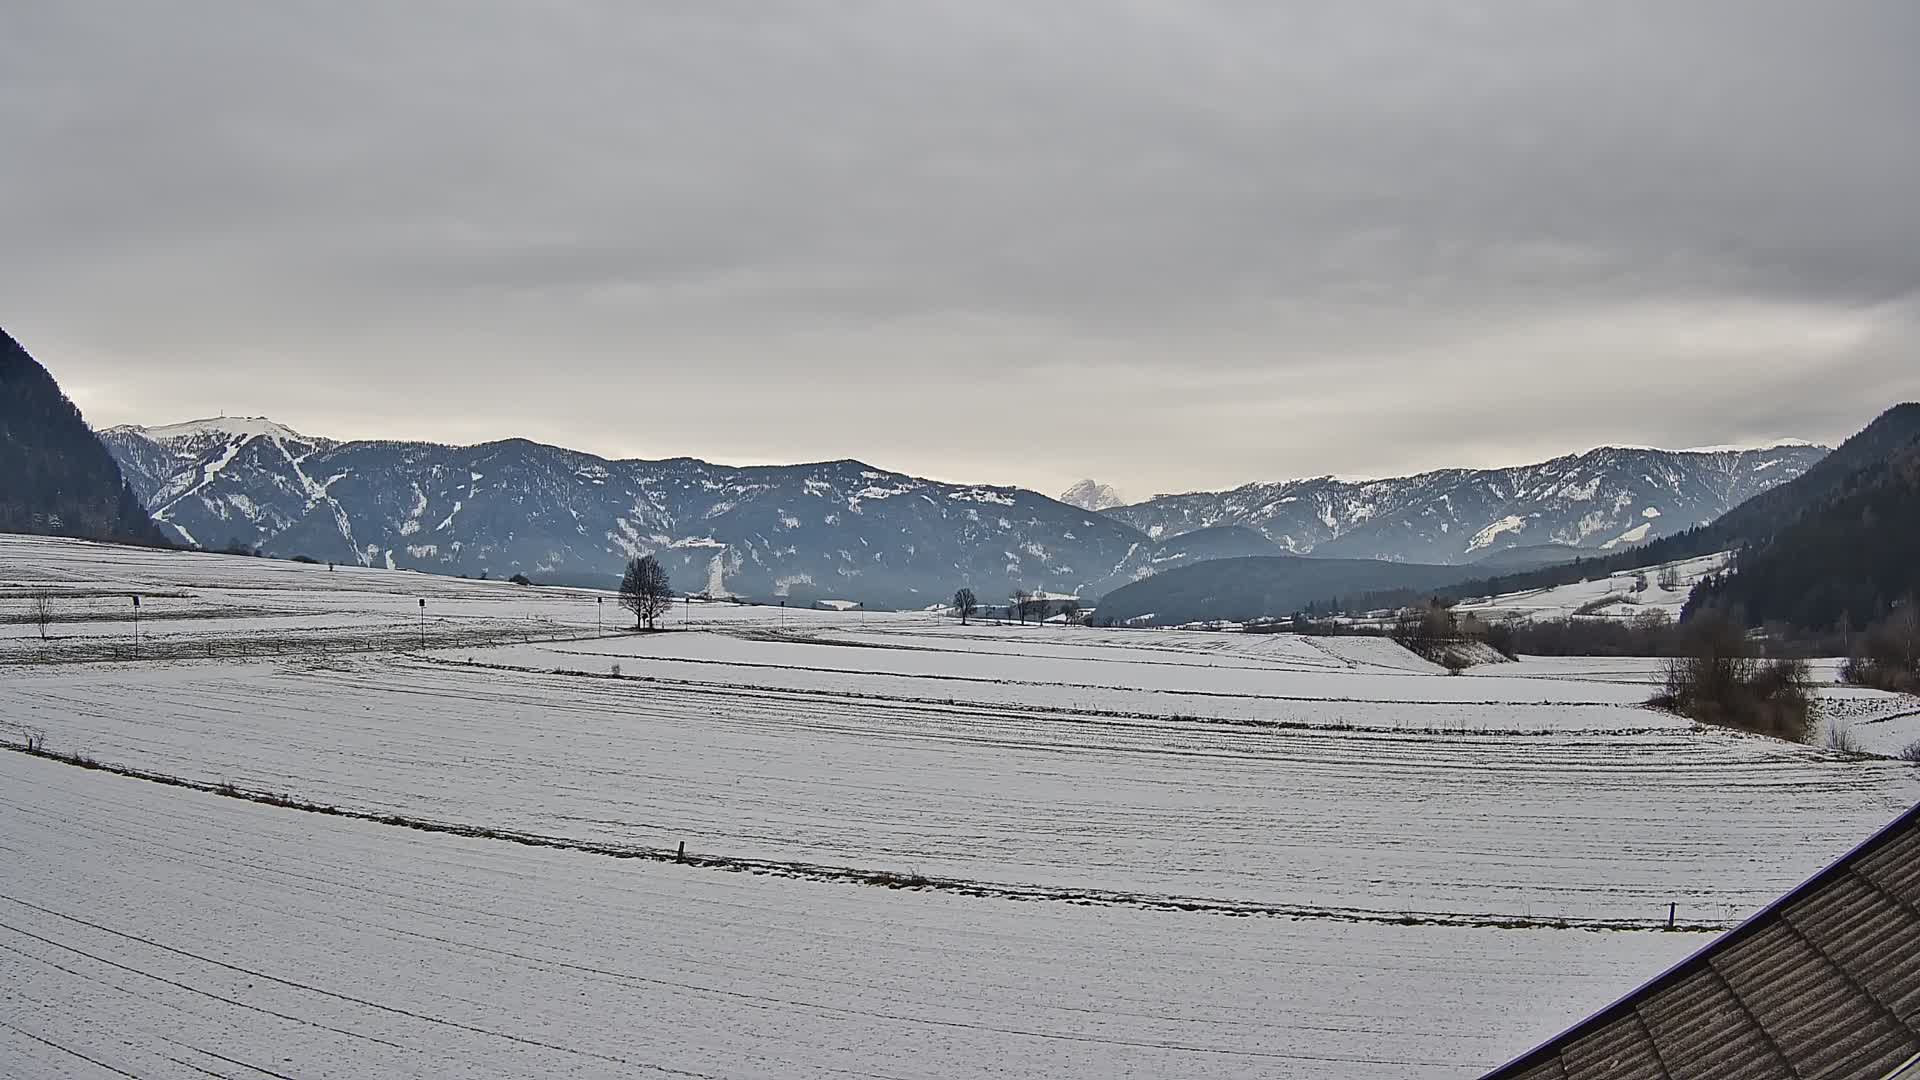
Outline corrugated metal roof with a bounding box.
[1484,802,1920,1080]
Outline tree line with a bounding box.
[951,587,1081,626]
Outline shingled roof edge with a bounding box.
[1482,799,1920,1079]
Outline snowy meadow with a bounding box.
[4,534,1918,1078]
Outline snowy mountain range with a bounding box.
[100,419,1223,605]
[99,418,1825,605]
[1105,443,1828,565]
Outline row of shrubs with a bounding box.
[1655,605,1920,749]
[1276,593,1916,749]
[1839,606,1920,694]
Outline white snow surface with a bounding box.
[1453,552,1732,624]
[0,750,1700,1079]
[122,415,314,446]
[3,533,1918,1078]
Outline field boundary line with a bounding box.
[2,739,1724,934]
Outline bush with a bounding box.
[1898,740,1920,763]
[1478,618,1520,660]
[1656,612,1814,742]
[1824,724,1863,755]
[1839,605,1920,693]
[1575,594,1632,616]
[1839,656,1919,694]
[508,573,532,586]
[290,554,320,564]
[1440,650,1470,675]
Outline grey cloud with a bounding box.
[4,2,1917,496]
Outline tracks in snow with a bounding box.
[0,741,1723,934]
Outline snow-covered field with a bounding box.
[0,750,1698,1079]
[3,534,1918,1078]
[1497,655,1920,757]
[0,534,865,662]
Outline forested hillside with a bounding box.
[0,329,168,546]
[1687,443,1920,631]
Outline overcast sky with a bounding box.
[5,3,1917,498]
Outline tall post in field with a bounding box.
[131,594,140,659]
[597,595,603,636]
[418,598,425,650]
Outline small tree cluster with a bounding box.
[1840,603,1920,693]
[1390,599,1457,661]
[1654,610,1815,742]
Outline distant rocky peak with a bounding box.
[1060,478,1125,512]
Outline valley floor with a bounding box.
[3,534,1918,1077]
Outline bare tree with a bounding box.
[1010,588,1031,625]
[1657,566,1682,592]
[952,587,978,625]
[29,591,53,641]
[620,555,674,630]
[1057,598,1081,625]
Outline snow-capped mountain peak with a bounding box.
[1060,479,1126,512]
[1679,437,1820,453]
[120,416,314,445]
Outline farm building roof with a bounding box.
[1484,801,1920,1080]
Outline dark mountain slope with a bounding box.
[1074,525,1282,600]
[1687,442,1920,631]
[1693,403,1920,550]
[0,329,168,546]
[1092,554,1470,626]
